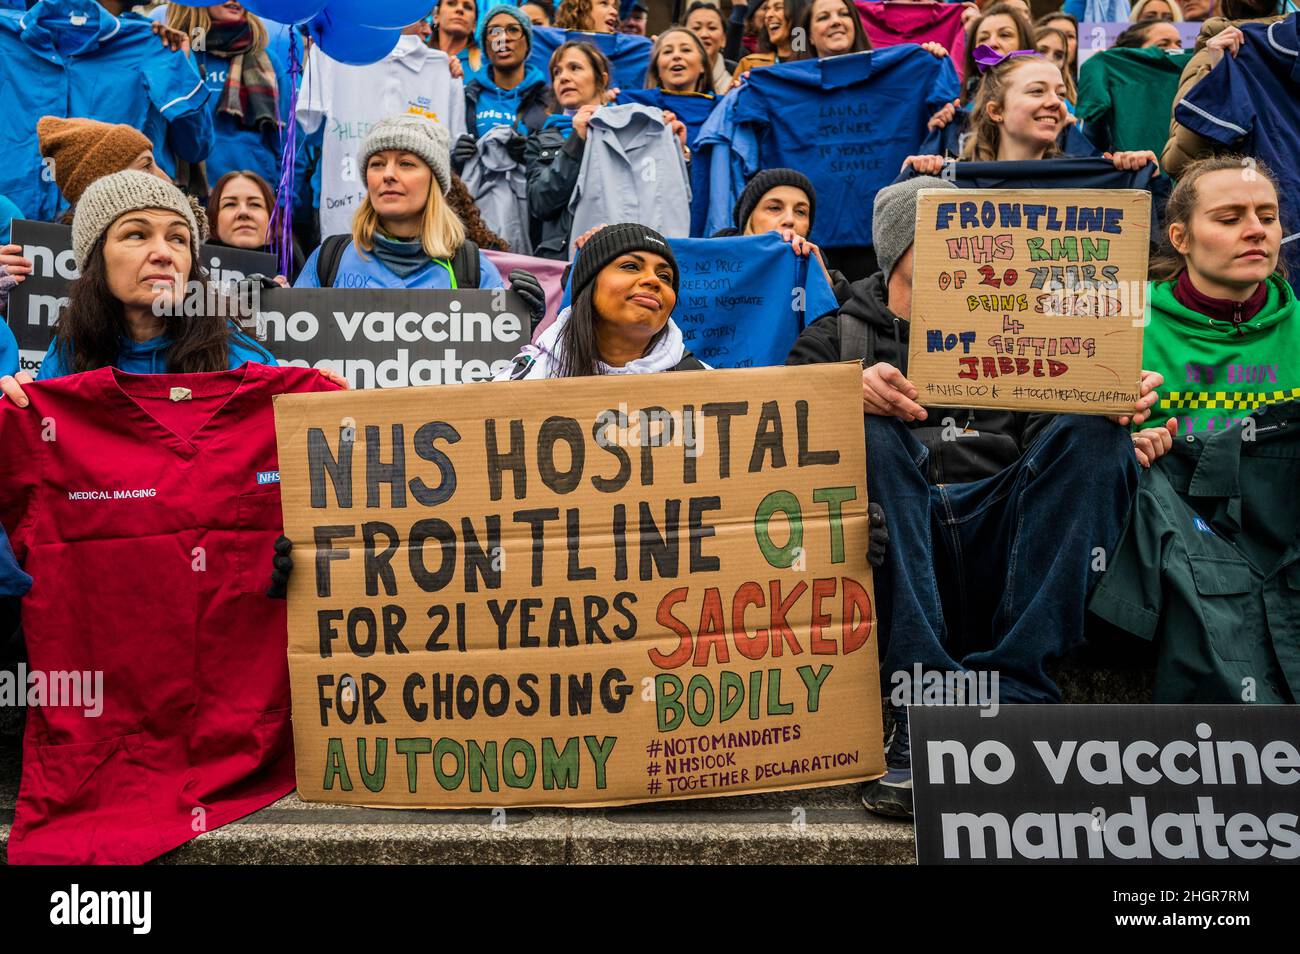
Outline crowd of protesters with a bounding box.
[0,0,1297,835]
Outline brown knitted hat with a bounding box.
[37,116,156,205]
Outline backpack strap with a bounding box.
[450,239,481,289]
[316,234,351,288]
[838,310,874,366]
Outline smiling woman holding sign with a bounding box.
[905,52,1157,171]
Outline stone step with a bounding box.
[0,660,1152,865]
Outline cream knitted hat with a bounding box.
[72,170,208,271]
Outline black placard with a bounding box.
[911,704,1300,865]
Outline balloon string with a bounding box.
[271,27,301,279]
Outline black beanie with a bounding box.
[570,223,680,299]
[733,168,817,232]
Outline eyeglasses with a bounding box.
[487,24,524,38]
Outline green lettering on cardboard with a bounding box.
[357,736,387,793]
[323,737,353,791]
[797,664,834,713]
[813,486,857,564]
[468,739,500,793]
[656,673,685,731]
[503,738,537,789]
[434,738,465,791]
[395,737,432,793]
[583,735,617,790]
[766,668,794,716]
[542,736,580,790]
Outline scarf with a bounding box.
[542,112,576,139]
[206,20,281,133]
[709,55,732,95]
[498,305,689,380]
[372,233,438,279]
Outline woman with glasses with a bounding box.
[453,5,552,174]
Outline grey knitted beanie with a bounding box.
[872,175,958,281]
[359,114,453,195]
[72,170,206,271]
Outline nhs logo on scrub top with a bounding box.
[256,471,281,485]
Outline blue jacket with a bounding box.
[529,27,652,92]
[296,240,507,289]
[0,193,21,245]
[0,0,213,222]
[0,322,18,378]
[37,324,276,379]
[189,46,292,187]
[465,63,550,138]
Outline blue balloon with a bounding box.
[240,0,328,24]
[315,0,433,30]
[307,9,401,65]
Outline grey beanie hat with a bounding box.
[359,114,452,195]
[872,175,958,281]
[72,170,207,271]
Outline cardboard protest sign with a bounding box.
[911,704,1300,864]
[907,189,1149,415]
[5,220,276,377]
[273,362,882,807]
[251,287,527,389]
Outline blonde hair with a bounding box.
[960,55,1064,162]
[165,6,270,53]
[352,160,466,261]
[1130,0,1184,21]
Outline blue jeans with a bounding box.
[866,414,1139,703]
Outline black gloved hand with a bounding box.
[451,133,478,172]
[867,501,888,569]
[508,268,546,332]
[505,131,528,165]
[267,534,294,599]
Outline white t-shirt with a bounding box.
[297,35,467,238]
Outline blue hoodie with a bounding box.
[468,63,549,138]
[0,322,18,378]
[0,1,213,222]
[188,45,293,187]
[0,193,20,245]
[37,325,276,380]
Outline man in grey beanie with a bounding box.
[788,176,1153,821]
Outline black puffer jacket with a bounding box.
[786,271,1053,485]
[524,124,584,261]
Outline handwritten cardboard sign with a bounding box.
[273,363,883,807]
[908,189,1149,415]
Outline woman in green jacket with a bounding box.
[1136,154,1297,465]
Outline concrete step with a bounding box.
[0,661,1152,865]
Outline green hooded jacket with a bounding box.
[1143,274,1300,435]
